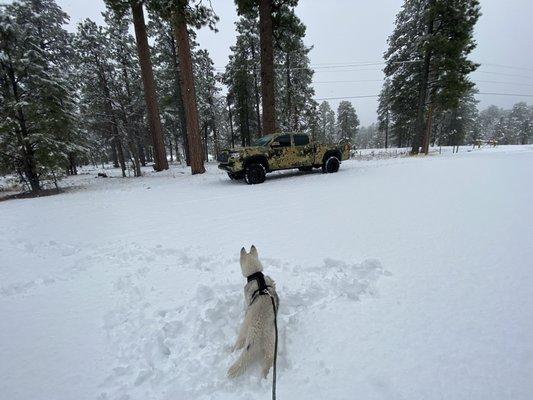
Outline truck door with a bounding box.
[268,134,293,170]
[293,134,314,166]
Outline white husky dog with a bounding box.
[228,245,279,379]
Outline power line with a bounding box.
[480,62,533,72]
[314,92,533,101]
[312,78,533,87]
[474,80,533,87]
[313,79,383,84]
[315,95,380,100]
[474,70,533,80]
[476,92,533,97]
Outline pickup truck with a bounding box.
[217,133,350,184]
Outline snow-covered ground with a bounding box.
[1,145,532,400]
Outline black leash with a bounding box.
[247,272,279,400]
[269,293,278,400]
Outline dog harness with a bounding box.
[247,271,273,306]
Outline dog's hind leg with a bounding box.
[232,311,252,352]
[227,343,255,378]
[260,330,275,379]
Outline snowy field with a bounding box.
[1,145,532,400]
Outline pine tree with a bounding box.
[149,16,187,162]
[74,19,129,177]
[508,102,531,145]
[317,101,336,143]
[194,48,222,159]
[105,0,169,171]
[336,101,360,143]
[148,0,218,174]
[381,0,481,154]
[223,14,261,146]
[477,105,503,142]
[0,0,81,193]
[274,3,315,132]
[104,9,148,176]
[377,80,391,148]
[433,89,478,147]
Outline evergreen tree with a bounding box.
[433,89,478,147]
[148,15,191,163]
[223,13,262,146]
[381,0,481,154]
[336,101,360,143]
[74,19,128,177]
[104,9,148,176]
[0,0,81,192]
[477,105,503,142]
[105,0,169,171]
[508,102,531,145]
[377,80,391,148]
[274,3,315,132]
[317,101,336,143]
[194,48,222,159]
[148,0,218,174]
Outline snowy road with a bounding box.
[1,146,532,400]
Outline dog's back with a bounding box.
[228,247,279,379]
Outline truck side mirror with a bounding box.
[271,141,280,147]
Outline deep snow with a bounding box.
[1,146,532,400]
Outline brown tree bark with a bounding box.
[227,96,236,148]
[384,108,389,149]
[259,0,276,136]
[421,103,434,155]
[172,6,206,174]
[131,1,169,171]
[250,39,262,135]
[7,64,40,192]
[411,0,435,155]
[168,28,189,165]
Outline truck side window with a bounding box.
[293,135,309,146]
[276,135,291,147]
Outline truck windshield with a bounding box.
[251,134,274,147]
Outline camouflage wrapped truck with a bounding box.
[217,133,350,184]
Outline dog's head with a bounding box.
[240,245,263,277]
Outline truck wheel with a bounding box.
[245,163,266,184]
[228,172,244,180]
[322,156,340,173]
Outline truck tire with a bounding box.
[228,172,244,180]
[245,163,266,184]
[322,155,340,173]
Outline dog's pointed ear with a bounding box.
[240,247,247,260]
[250,245,258,257]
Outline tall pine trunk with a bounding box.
[259,0,276,136]
[421,103,434,154]
[172,7,205,174]
[227,96,236,148]
[7,66,40,192]
[384,108,389,149]
[168,30,189,165]
[131,1,169,171]
[250,40,262,134]
[411,0,435,155]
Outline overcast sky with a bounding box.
[25,0,533,124]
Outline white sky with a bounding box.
[16,0,533,124]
